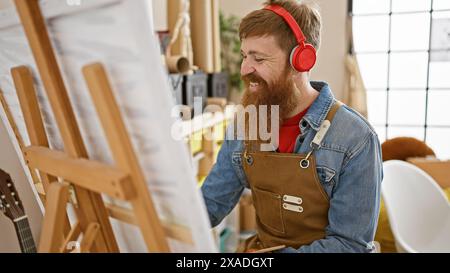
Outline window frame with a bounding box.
[350,0,450,153]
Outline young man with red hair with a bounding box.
[201,0,383,253]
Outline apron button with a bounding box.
[300,159,310,169]
[246,155,254,165]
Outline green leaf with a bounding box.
[220,11,244,92]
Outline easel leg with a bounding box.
[79,223,100,253]
[60,222,81,253]
[12,65,72,236]
[12,66,58,193]
[14,0,119,252]
[83,63,170,252]
[38,183,69,253]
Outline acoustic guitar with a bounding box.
[0,169,37,253]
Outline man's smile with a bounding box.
[249,82,260,92]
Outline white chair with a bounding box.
[382,160,450,253]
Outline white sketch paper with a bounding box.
[0,0,217,252]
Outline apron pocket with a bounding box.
[252,187,285,234]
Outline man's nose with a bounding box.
[240,59,255,76]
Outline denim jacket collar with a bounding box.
[302,81,336,131]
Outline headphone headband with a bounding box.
[264,4,306,45]
[263,4,317,72]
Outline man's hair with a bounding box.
[239,0,322,56]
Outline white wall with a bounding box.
[0,120,43,253]
[0,0,12,9]
[152,0,349,100]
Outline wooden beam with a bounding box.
[38,183,69,253]
[11,66,56,192]
[24,146,136,200]
[105,203,137,226]
[106,204,194,245]
[79,222,100,253]
[83,63,170,252]
[60,222,81,253]
[10,66,72,235]
[10,67,50,152]
[13,0,118,252]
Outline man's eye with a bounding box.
[255,58,265,63]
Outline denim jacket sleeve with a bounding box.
[201,139,245,228]
[278,131,383,253]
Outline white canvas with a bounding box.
[0,0,217,252]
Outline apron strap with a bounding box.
[325,100,344,123]
[300,100,344,168]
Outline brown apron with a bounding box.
[239,101,343,252]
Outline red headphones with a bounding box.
[264,4,317,72]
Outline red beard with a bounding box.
[241,68,298,120]
[238,68,298,144]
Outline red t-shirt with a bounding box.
[278,107,310,153]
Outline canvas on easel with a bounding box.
[0,0,217,252]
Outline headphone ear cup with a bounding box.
[290,44,317,72]
[289,45,301,72]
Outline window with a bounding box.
[352,0,450,159]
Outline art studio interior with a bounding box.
[0,0,449,254]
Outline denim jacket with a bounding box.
[201,81,383,253]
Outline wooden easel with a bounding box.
[2,0,193,253]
